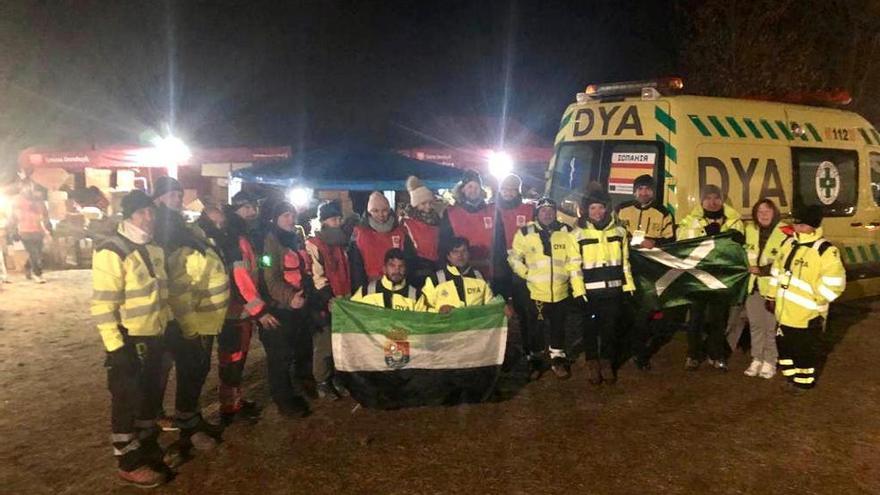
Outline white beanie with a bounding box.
[500,174,522,192]
[367,191,390,212]
[406,175,434,207]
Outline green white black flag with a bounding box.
[630,232,749,309]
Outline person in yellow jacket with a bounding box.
[567,188,635,385]
[91,190,171,488]
[767,205,845,392]
[508,197,576,380]
[352,248,428,311]
[422,236,494,312]
[679,185,745,372]
[724,199,790,379]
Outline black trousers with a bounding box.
[21,232,44,277]
[165,323,214,426]
[777,317,823,389]
[686,301,729,361]
[579,292,623,361]
[260,309,309,408]
[524,297,570,355]
[627,298,666,362]
[107,335,164,470]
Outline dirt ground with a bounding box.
[1,269,879,495]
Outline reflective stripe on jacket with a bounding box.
[422,265,494,310]
[91,230,169,351]
[616,201,675,244]
[168,241,229,338]
[229,236,266,319]
[567,219,634,298]
[508,222,574,303]
[767,228,846,328]
[351,276,428,311]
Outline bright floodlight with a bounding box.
[488,150,513,178]
[287,187,313,209]
[150,135,192,165]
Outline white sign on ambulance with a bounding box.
[815,161,840,205]
[608,152,655,195]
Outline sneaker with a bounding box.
[758,361,776,379]
[331,375,350,398]
[157,415,179,432]
[744,359,762,377]
[685,357,701,371]
[550,356,571,380]
[33,275,46,284]
[118,465,167,488]
[316,381,340,400]
[712,359,729,372]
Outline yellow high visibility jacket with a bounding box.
[422,265,494,310]
[767,228,846,328]
[567,219,635,298]
[507,221,574,303]
[351,276,428,311]
[677,204,744,240]
[91,229,169,352]
[616,200,675,244]
[168,240,230,338]
[744,221,791,296]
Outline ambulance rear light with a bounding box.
[581,77,684,101]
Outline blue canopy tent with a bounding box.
[230,147,463,191]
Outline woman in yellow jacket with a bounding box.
[567,188,634,384]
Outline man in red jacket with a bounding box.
[439,169,496,281]
[216,191,276,424]
[350,191,407,291]
[10,179,51,284]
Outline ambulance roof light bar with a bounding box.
[577,77,684,102]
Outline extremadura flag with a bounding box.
[331,299,508,409]
[630,232,750,309]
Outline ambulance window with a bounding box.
[871,153,880,206]
[792,148,858,216]
[549,142,601,215]
[599,142,663,210]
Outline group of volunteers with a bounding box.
[92,168,846,488]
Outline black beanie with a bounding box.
[583,188,611,208]
[461,169,483,188]
[271,201,297,223]
[152,176,183,199]
[793,204,823,228]
[231,191,259,211]
[633,174,655,190]
[121,190,155,219]
[318,201,343,222]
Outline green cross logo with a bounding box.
[819,168,837,199]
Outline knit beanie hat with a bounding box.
[633,174,655,190]
[318,200,343,222]
[152,176,183,199]
[582,183,611,208]
[500,174,522,192]
[121,190,155,219]
[231,191,259,211]
[793,204,823,228]
[271,201,297,223]
[367,191,390,212]
[406,176,434,207]
[700,184,723,200]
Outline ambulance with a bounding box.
[545,78,880,299]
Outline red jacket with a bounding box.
[353,224,406,280]
[446,203,496,279]
[499,202,534,249]
[14,195,49,235]
[403,217,439,262]
[228,236,267,319]
[307,235,352,297]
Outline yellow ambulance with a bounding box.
[546,78,880,299]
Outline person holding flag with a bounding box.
[616,173,676,371]
[767,205,845,392]
[507,197,575,380]
[725,199,790,379]
[568,186,635,385]
[351,248,428,311]
[423,237,494,312]
[678,185,744,371]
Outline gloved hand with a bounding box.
[764,299,776,313]
[105,344,139,373]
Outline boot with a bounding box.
[599,360,616,385]
[118,465,167,488]
[586,360,602,385]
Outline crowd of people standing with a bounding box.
[90,169,846,488]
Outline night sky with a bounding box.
[0,0,678,174]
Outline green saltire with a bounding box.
[630,232,749,309]
[332,299,506,335]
